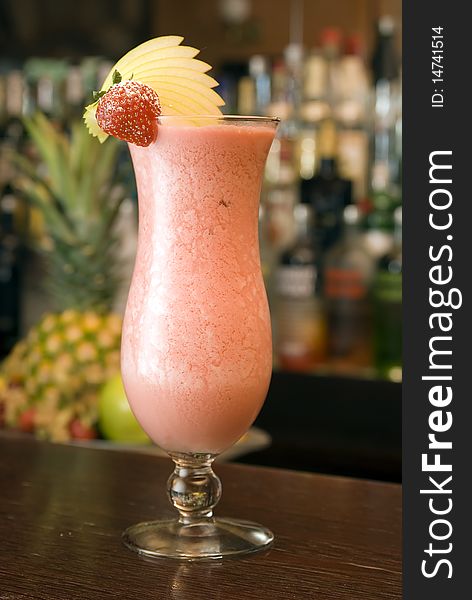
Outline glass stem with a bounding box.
[167,453,222,525]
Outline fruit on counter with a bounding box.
[84,35,224,142]
[0,113,125,442]
[0,311,122,441]
[18,407,36,433]
[69,418,98,440]
[98,374,150,444]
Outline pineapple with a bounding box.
[0,113,125,441]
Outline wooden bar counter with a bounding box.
[0,436,401,599]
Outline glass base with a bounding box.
[122,517,274,560]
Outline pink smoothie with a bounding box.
[121,120,276,454]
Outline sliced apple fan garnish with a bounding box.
[84,35,225,142]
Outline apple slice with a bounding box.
[84,36,225,142]
[147,79,224,104]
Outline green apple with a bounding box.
[98,374,151,444]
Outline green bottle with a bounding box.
[373,206,402,380]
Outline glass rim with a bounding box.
[156,114,280,124]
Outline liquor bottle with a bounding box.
[0,190,21,358]
[301,51,329,125]
[373,207,402,381]
[248,55,271,116]
[0,72,6,131]
[274,203,326,372]
[371,25,401,188]
[371,15,400,137]
[284,43,304,118]
[371,16,400,105]
[64,65,85,122]
[34,64,67,125]
[335,36,370,201]
[324,205,374,372]
[299,51,329,181]
[266,45,302,189]
[266,59,290,120]
[319,27,342,109]
[237,75,255,115]
[265,59,297,188]
[264,48,301,273]
[260,186,298,274]
[300,119,352,254]
[365,17,401,259]
[363,170,400,259]
[218,62,248,115]
[0,71,30,238]
[1,70,26,150]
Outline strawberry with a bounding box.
[69,419,97,440]
[19,407,36,433]
[95,72,161,147]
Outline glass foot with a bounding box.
[122,517,274,560]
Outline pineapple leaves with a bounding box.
[11,153,78,243]
[14,113,124,228]
[23,114,74,206]
[12,112,127,313]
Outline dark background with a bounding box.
[0,0,401,65]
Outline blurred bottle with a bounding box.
[259,186,298,283]
[373,206,402,381]
[219,62,248,115]
[320,27,342,109]
[0,70,31,237]
[237,75,255,115]
[64,65,86,122]
[265,59,298,188]
[80,57,103,99]
[266,59,290,119]
[0,73,5,129]
[365,16,401,258]
[284,42,304,118]
[394,69,402,188]
[336,35,370,201]
[35,71,53,118]
[371,16,400,108]
[301,119,352,254]
[1,70,27,150]
[274,203,326,371]
[23,60,64,125]
[324,205,374,371]
[298,51,329,181]
[363,171,400,259]
[371,16,400,176]
[0,192,22,358]
[263,58,299,270]
[266,44,303,189]
[264,48,301,273]
[301,51,330,124]
[248,55,271,115]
